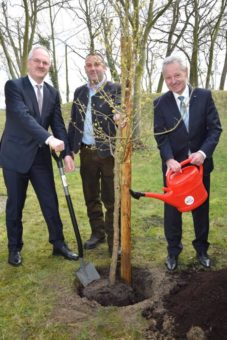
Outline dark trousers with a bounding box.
[164,174,210,256]
[79,147,114,245]
[3,148,64,251]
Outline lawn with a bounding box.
[0,91,226,339]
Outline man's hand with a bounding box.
[48,136,65,152]
[64,155,75,173]
[189,152,205,166]
[166,158,181,175]
[113,113,127,128]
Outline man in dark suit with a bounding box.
[154,55,222,271]
[68,52,121,254]
[0,45,78,266]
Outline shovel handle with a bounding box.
[51,150,84,258]
[51,150,63,166]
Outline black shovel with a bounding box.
[52,151,100,287]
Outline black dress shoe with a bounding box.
[8,251,22,266]
[166,255,178,271]
[84,235,105,249]
[197,252,211,268]
[53,244,79,260]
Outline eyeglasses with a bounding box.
[31,58,50,67]
[85,62,103,68]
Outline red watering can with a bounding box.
[130,158,208,212]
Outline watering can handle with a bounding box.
[179,158,191,167]
[167,158,203,181]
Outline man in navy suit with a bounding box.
[0,45,78,266]
[154,55,222,271]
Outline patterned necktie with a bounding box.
[178,95,189,131]
[36,84,43,114]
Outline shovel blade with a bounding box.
[76,262,100,287]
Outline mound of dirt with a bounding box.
[163,268,227,339]
[52,264,227,339]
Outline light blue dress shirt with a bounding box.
[82,77,106,145]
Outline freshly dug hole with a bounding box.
[76,266,154,307]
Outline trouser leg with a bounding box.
[30,148,64,246]
[80,149,105,238]
[192,175,210,253]
[100,156,115,249]
[3,168,28,251]
[164,203,183,256]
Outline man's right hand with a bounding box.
[166,158,181,175]
[48,136,65,152]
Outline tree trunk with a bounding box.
[219,30,227,90]
[65,45,69,103]
[190,0,199,87]
[120,35,132,285]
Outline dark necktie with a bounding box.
[178,95,189,131]
[36,84,43,114]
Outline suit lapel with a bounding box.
[41,84,50,122]
[189,87,198,132]
[23,76,41,122]
[165,91,181,119]
[77,86,89,118]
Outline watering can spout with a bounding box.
[143,190,173,204]
[130,188,173,204]
[129,189,145,199]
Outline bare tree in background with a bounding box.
[219,30,227,90]
[101,12,120,82]
[155,0,191,92]
[1,0,227,101]
[0,0,67,85]
[110,0,172,142]
[0,0,39,78]
[72,0,105,53]
[204,0,227,89]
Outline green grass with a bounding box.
[0,92,227,339]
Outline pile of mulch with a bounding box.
[163,268,227,339]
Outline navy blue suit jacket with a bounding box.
[0,76,70,173]
[153,88,222,175]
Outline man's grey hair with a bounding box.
[162,55,187,73]
[28,45,51,62]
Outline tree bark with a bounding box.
[219,30,227,90]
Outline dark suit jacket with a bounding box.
[68,81,121,158]
[153,87,222,175]
[0,76,70,173]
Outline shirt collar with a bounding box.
[173,84,189,101]
[28,75,44,88]
[87,75,106,92]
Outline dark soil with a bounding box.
[52,265,227,339]
[78,266,227,339]
[163,268,227,340]
[79,266,154,306]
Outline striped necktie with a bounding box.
[36,84,43,114]
[178,95,189,131]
